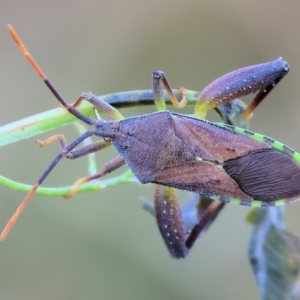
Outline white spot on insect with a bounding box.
[249,85,252,89]
[243,79,247,82]
[164,225,168,228]
[226,86,230,90]
[263,89,267,93]
[163,210,166,214]
[167,233,170,236]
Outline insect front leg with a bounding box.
[36,134,68,148]
[71,92,124,121]
[66,140,111,159]
[37,135,124,198]
[37,135,111,158]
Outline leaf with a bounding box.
[248,207,300,300]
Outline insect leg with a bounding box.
[71,92,124,121]
[195,58,290,120]
[36,134,67,148]
[154,185,188,258]
[64,155,125,199]
[185,199,225,250]
[215,99,247,127]
[66,140,111,159]
[36,132,111,159]
[37,136,115,197]
[152,71,187,111]
[0,130,94,241]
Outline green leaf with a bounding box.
[248,207,300,300]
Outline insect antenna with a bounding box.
[0,130,93,241]
[1,26,97,240]
[7,25,94,126]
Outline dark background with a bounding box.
[0,1,300,299]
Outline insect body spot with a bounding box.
[226,147,235,153]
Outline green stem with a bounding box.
[0,89,198,148]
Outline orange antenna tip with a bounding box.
[7,24,47,80]
[8,24,27,54]
[0,183,40,241]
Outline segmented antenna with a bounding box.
[1,26,95,240]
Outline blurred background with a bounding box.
[0,1,300,299]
